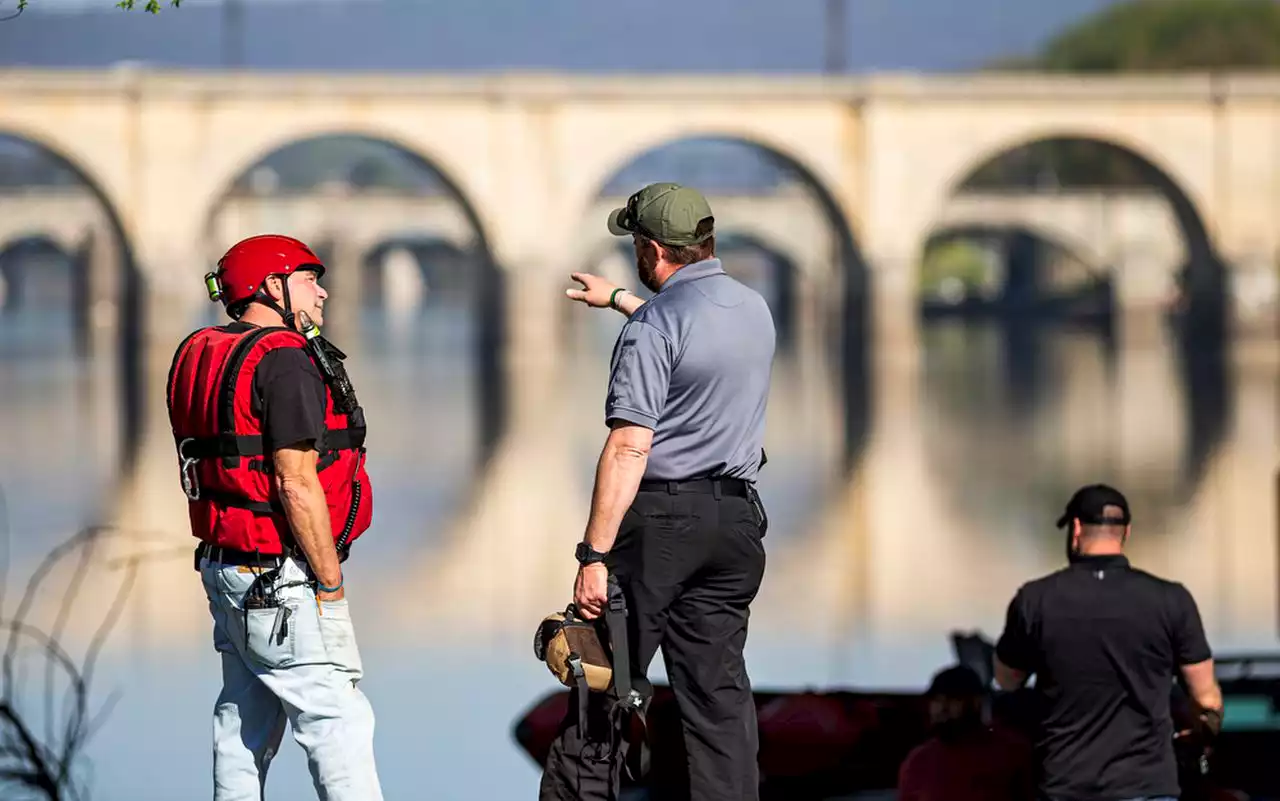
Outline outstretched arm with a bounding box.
[565,272,645,317]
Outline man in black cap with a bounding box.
[994,484,1224,801]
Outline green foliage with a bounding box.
[15,0,181,11]
[920,240,993,296]
[115,0,182,10]
[1034,0,1280,71]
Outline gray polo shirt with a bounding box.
[604,258,776,482]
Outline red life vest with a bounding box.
[165,324,372,556]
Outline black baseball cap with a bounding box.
[926,665,985,698]
[1056,483,1132,528]
[607,182,715,247]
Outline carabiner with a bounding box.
[177,437,201,501]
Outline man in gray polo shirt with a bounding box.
[540,182,776,801]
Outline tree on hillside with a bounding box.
[1005,0,1280,71]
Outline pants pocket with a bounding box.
[746,486,768,537]
[317,599,364,678]
[240,604,299,670]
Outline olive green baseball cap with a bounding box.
[607,182,715,246]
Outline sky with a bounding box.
[0,0,1123,72]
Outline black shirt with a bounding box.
[995,554,1212,801]
[226,322,328,452]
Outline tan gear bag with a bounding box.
[533,576,651,783]
[534,605,613,691]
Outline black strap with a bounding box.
[606,579,633,701]
[321,427,366,452]
[569,653,590,734]
[197,489,282,516]
[180,427,364,463]
[217,326,292,468]
[605,576,650,782]
[179,434,265,459]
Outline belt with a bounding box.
[194,542,287,570]
[637,477,751,498]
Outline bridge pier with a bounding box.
[84,223,125,346]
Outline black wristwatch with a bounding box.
[575,542,608,566]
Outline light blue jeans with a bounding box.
[201,554,383,801]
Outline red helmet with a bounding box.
[206,234,326,316]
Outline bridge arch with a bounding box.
[922,131,1225,328]
[0,131,143,449]
[195,120,495,255]
[201,131,495,263]
[921,216,1121,282]
[923,222,1111,277]
[201,132,500,343]
[0,225,86,264]
[0,235,81,315]
[939,132,1212,249]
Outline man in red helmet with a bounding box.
[166,234,382,801]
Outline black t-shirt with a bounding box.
[996,554,1211,801]
[226,323,328,452]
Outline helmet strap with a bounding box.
[279,281,296,330]
[250,275,297,330]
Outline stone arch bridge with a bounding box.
[2,68,1279,345]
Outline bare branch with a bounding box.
[3,527,113,704]
[0,488,178,801]
[44,536,95,765]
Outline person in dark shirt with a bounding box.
[994,484,1224,801]
[898,665,1035,801]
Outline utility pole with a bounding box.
[824,0,848,74]
[222,0,244,69]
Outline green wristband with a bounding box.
[608,287,627,309]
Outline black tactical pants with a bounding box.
[539,479,768,801]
